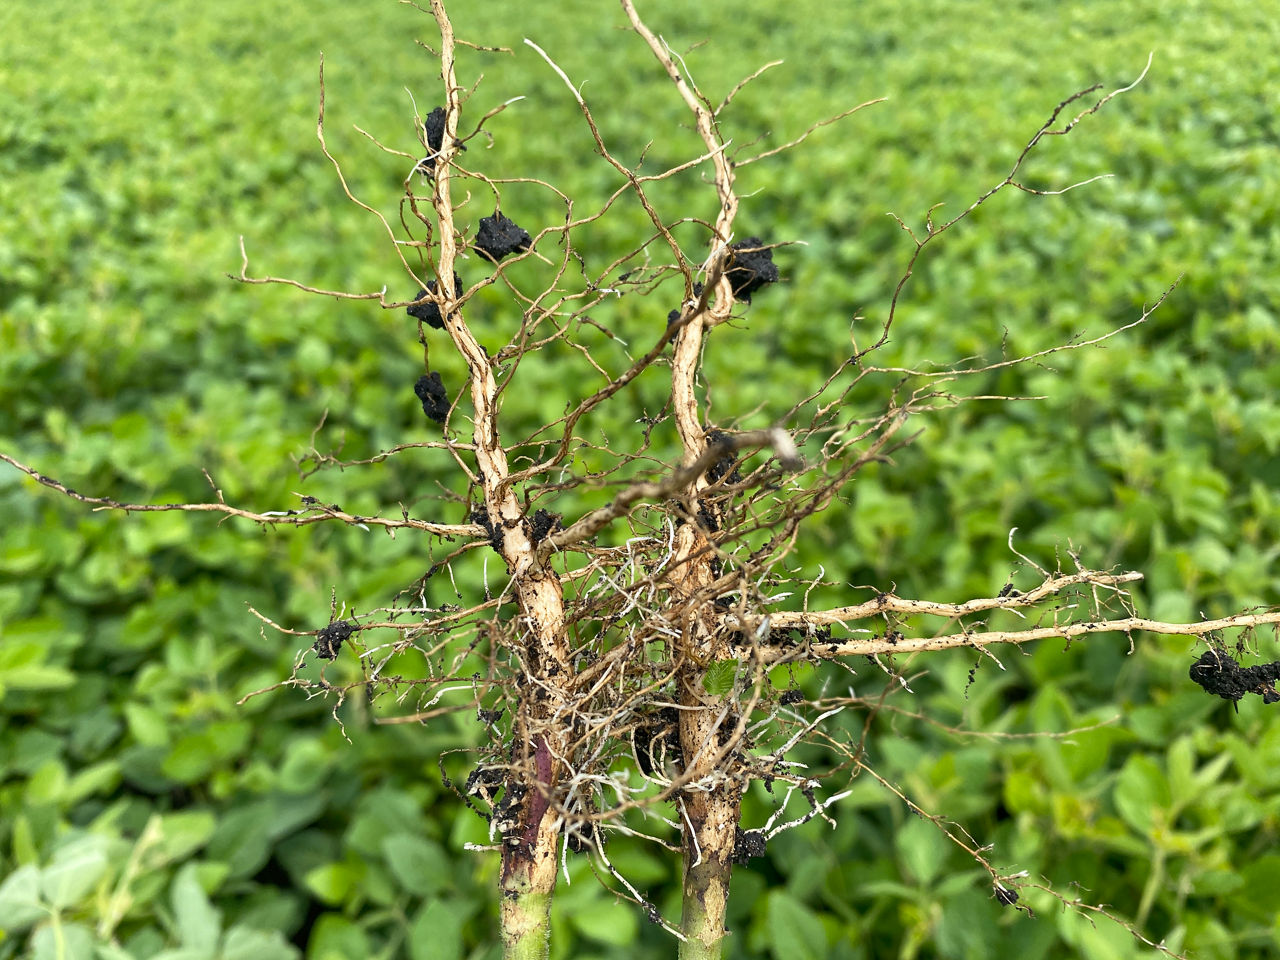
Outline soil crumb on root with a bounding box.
[407,273,462,330]
[1189,647,1280,705]
[994,885,1019,907]
[469,508,504,551]
[705,429,741,484]
[733,826,767,864]
[529,508,560,543]
[417,106,466,175]
[415,372,450,424]
[475,211,532,262]
[314,620,353,660]
[725,236,779,302]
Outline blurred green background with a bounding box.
[3,0,1280,957]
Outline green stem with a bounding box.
[1135,844,1165,929]
[679,851,731,960]
[499,734,560,960]
[500,888,553,960]
[676,694,740,960]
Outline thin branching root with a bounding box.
[0,5,1266,960]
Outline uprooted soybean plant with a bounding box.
[5,2,1280,959]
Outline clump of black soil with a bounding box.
[733,826,767,864]
[475,211,532,262]
[529,508,560,543]
[407,273,462,330]
[666,281,706,328]
[417,106,466,175]
[314,620,354,660]
[633,707,681,777]
[566,828,594,854]
[725,236,779,302]
[414,372,449,424]
[694,501,719,533]
[705,429,741,484]
[470,508,504,551]
[1189,647,1280,705]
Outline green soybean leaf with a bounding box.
[766,890,826,960]
[171,863,221,954]
[408,899,467,960]
[31,922,94,960]
[568,897,639,947]
[0,863,46,932]
[382,834,448,897]
[40,835,109,909]
[221,925,300,960]
[1114,755,1172,836]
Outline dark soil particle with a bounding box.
[667,281,706,327]
[705,429,741,484]
[470,508,505,551]
[1189,647,1280,705]
[314,620,354,660]
[529,508,560,543]
[695,501,719,533]
[634,707,682,777]
[475,211,532,262]
[733,826,767,864]
[725,236,779,301]
[407,273,462,329]
[414,372,450,424]
[425,107,446,152]
[417,106,466,175]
